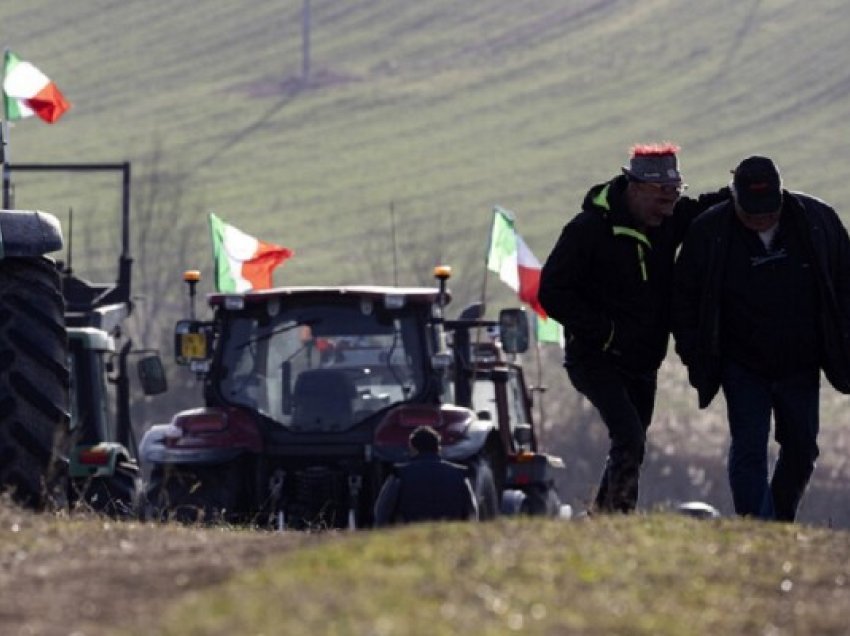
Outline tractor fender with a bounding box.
[440,420,496,463]
[0,210,63,258]
[139,407,262,466]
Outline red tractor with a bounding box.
[141,267,565,527]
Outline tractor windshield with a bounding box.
[216,296,428,431]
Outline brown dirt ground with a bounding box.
[0,502,318,636]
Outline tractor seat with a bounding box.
[291,368,356,430]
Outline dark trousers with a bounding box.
[567,355,656,513]
[720,361,820,522]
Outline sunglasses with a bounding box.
[637,181,687,195]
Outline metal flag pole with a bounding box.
[480,207,496,314]
[1,120,9,210]
[1,48,11,210]
[468,207,500,388]
[532,313,548,444]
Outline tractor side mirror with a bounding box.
[499,308,529,354]
[137,354,168,395]
[174,320,214,365]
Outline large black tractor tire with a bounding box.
[147,463,246,525]
[470,457,500,521]
[0,257,70,510]
[72,460,142,518]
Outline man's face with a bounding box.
[627,181,683,229]
[733,195,782,232]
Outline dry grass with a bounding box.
[158,515,850,636]
[1,499,848,635]
[0,498,310,635]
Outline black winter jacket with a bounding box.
[672,191,850,408]
[539,175,728,374]
[373,454,478,526]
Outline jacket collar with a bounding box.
[585,175,638,228]
[585,175,651,245]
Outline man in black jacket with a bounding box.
[373,426,479,526]
[672,156,850,522]
[539,143,729,514]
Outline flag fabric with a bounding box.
[486,206,521,291]
[486,206,547,316]
[535,314,564,345]
[209,213,293,293]
[3,50,71,123]
[486,206,563,344]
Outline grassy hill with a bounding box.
[3,1,850,525]
[4,501,848,635]
[157,516,850,636]
[4,0,850,286]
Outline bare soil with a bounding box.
[0,503,315,636]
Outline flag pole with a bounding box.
[1,120,9,210]
[2,48,11,210]
[208,212,219,293]
[480,207,497,313]
[532,315,547,446]
[473,207,498,383]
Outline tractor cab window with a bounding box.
[68,338,113,446]
[471,376,497,423]
[469,366,533,450]
[217,298,427,432]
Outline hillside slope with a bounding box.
[3,0,850,286]
[2,0,849,526]
[1,505,848,636]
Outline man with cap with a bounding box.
[672,156,850,521]
[539,143,729,514]
[373,425,479,526]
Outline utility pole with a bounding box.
[389,201,399,286]
[301,0,311,84]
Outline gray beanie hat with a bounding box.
[621,143,683,185]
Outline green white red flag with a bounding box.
[209,213,293,293]
[486,206,562,344]
[2,50,70,123]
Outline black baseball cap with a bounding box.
[732,156,783,215]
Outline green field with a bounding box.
[4,0,850,288]
[2,1,850,524]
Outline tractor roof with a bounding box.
[207,285,450,308]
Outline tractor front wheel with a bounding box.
[72,460,142,518]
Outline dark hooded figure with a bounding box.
[672,155,850,522]
[539,143,729,514]
[373,426,478,526]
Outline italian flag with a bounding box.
[3,50,71,123]
[486,206,562,344]
[210,213,293,293]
